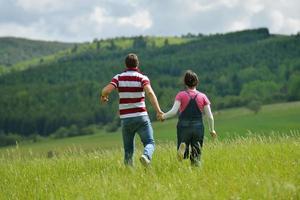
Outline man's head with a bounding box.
[184,70,199,88]
[125,53,139,68]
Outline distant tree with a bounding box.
[92,38,101,51]
[105,118,120,132]
[96,41,101,51]
[150,41,156,48]
[133,36,147,49]
[287,73,300,100]
[0,133,21,147]
[181,32,204,38]
[184,33,196,38]
[240,80,279,103]
[246,100,262,114]
[164,39,169,46]
[108,40,117,50]
[71,44,78,53]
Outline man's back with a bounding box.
[110,68,150,119]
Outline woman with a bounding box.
[160,70,217,166]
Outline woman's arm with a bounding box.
[162,100,181,119]
[204,105,217,138]
[203,105,214,132]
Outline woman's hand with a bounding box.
[210,130,217,139]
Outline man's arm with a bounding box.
[144,84,163,115]
[100,84,115,103]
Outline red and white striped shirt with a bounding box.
[110,68,150,119]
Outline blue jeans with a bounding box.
[177,120,204,165]
[121,115,155,165]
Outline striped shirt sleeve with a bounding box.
[141,75,150,87]
[110,74,119,88]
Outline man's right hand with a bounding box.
[100,95,109,103]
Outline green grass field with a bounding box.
[0,102,299,199]
[0,136,299,199]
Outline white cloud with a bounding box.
[15,0,66,12]
[69,6,152,34]
[269,10,300,34]
[285,18,300,33]
[269,10,285,32]
[243,0,264,13]
[117,10,152,30]
[187,0,239,12]
[0,0,299,41]
[229,19,251,32]
[0,19,55,40]
[90,7,112,26]
[220,0,239,8]
[88,6,152,30]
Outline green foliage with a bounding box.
[0,133,22,147]
[288,72,300,100]
[105,118,121,133]
[50,124,101,139]
[240,80,280,103]
[0,28,300,138]
[133,36,147,49]
[246,100,262,114]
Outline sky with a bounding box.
[0,0,299,42]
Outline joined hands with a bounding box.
[156,111,165,122]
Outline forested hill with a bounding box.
[0,37,74,66]
[0,28,300,140]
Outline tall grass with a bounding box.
[0,135,299,200]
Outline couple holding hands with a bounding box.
[101,53,217,167]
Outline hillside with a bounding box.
[0,28,300,139]
[0,37,74,67]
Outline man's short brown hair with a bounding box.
[125,53,139,68]
[184,70,199,88]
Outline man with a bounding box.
[101,53,163,167]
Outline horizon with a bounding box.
[0,27,296,43]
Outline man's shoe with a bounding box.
[139,154,151,167]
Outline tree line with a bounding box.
[0,28,300,145]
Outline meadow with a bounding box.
[0,101,299,199]
[0,136,299,199]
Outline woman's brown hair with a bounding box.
[184,70,199,88]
